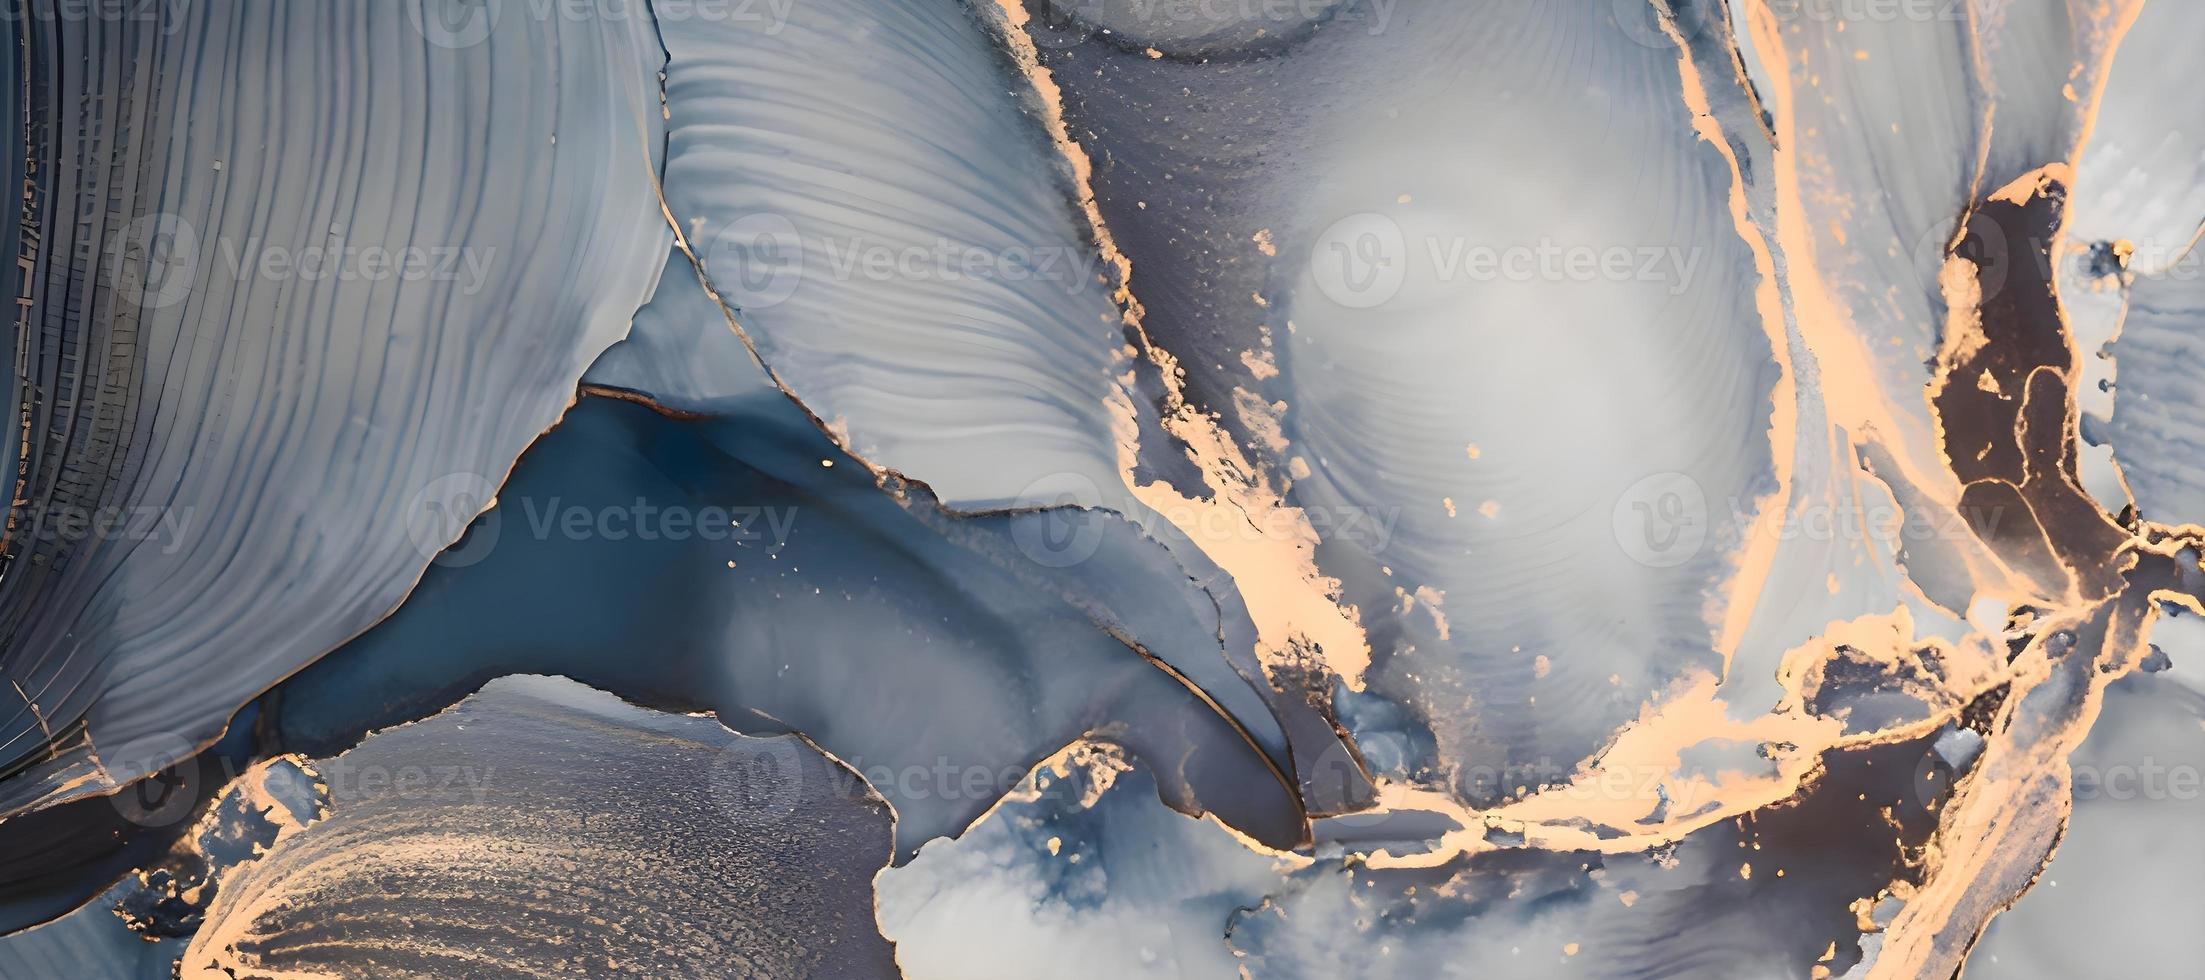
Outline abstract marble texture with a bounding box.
[0,0,2200,977]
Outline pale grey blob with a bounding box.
[2072,0,2205,520]
[1026,0,1377,53]
[2097,265,2205,522]
[2064,0,2205,277]
[1965,609,2205,978]
[2068,0,2205,515]
[876,745,1285,980]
